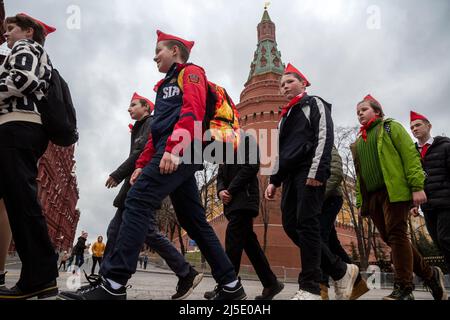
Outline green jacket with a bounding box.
[352,119,424,214]
[325,146,343,199]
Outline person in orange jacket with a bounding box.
[90,236,106,275]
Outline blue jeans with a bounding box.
[100,160,236,286]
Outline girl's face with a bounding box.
[128,99,149,121]
[280,74,306,100]
[357,102,379,125]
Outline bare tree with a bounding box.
[258,175,270,252]
[195,161,219,266]
[335,125,377,271]
[156,197,186,255]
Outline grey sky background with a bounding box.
[6,0,450,246]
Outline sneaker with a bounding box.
[0,272,6,288]
[255,280,285,300]
[334,263,359,300]
[212,280,247,300]
[424,266,448,300]
[0,280,58,300]
[349,277,370,300]
[319,283,329,300]
[383,283,414,300]
[204,286,219,300]
[171,268,204,300]
[57,277,127,300]
[291,289,322,300]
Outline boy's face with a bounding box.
[4,23,33,49]
[357,102,379,125]
[128,99,149,121]
[154,41,177,73]
[410,119,431,140]
[280,74,306,100]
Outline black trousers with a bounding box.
[319,196,349,284]
[424,208,450,273]
[225,211,277,288]
[0,122,58,290]
[281,170,323,295]
[91,256,103,275]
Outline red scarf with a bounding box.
[420,143,430,159]
[280,92,306,118]
[359,116,380,142]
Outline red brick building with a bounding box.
[9,143,80,253]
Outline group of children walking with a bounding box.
[0,9,448,301]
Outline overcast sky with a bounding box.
[6,0,450,245]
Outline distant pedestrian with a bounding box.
[91,236,106,275]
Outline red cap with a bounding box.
[284,63,311,87]
[363,94,382,107]
[410,111,428,122]
[131,92,154,111]
[156,30,195,53]
[18,13,56,36]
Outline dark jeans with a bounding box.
[104,206,190,278]
[281,170,323,295]
[319,196,348,283]
[75,254,84,268]
[100,160,236,286]
[225,211,277,288]
[368,188,433,287]
[58,261,66,271]
[423,208,450,274]
[91,256,103,275]
[0,122,57,290]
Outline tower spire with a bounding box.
[247,8,284,81]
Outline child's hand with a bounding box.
[265,184,277,200]
[130,168,143,185]
[412,191,427,207]
[105,176,118,188]
[219,190,232,205]
[160,152,180,175]
[306,179,323,187]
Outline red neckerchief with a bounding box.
[420,143,430,159]
[280,92,306,118]
[128,123,134,133]
[359,116,381,142]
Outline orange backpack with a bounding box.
[178,69,241,150]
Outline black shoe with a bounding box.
[171,267,204,300]
[204,286,219,300]
[383,283,414,300]
[212,280,247,300]
[0,272,6,288]
[255,280,284,300]
[0,280,58,300]
[424,266,448,300]
[57,277,127,300]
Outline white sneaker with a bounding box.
[291,289,322,300]
[334,264,359,300]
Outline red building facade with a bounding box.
[9,143,80,253]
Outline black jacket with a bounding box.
[270,94,334,187]
[72,236,87,256]
[420,136,450,210]
[111,115,153,208]
[217,135,260,217]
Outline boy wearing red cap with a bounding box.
[265,63,340,300]
[351,96,446,300]
[59,31,245,300]
[0,14,58,300]
[101,92,203,300]
[410,111,450,294]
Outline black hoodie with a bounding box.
[420,136,450,210]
